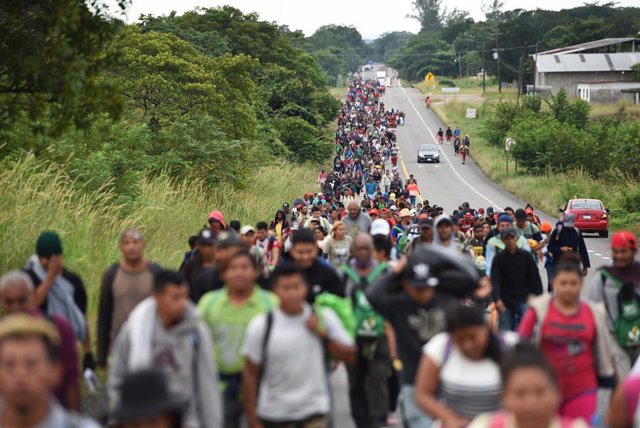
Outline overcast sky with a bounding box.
[118,0,639,39]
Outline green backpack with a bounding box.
[602,271,640,349]
[314,292,356,340]
[342,264,388,339]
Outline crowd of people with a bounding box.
[0,79,639,428]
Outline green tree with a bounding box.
[409,0,444,32]
[0,0,126,132]
[632,63,640,81]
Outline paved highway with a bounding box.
[363,66,614,281]
[332,67,620,428]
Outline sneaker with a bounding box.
[387,412,400,426]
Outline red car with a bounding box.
[559,199,610,238]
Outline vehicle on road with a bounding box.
[417,144,440,163]
[558,198,609,237]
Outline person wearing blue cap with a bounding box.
[484,215,531,277]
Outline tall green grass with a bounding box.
[430,99,640,234]
[0,156,320,311]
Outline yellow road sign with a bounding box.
[425,72,435,83]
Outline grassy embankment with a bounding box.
[0,156,320,312]
[414,79,640,234]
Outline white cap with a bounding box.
[410,209,417,216]
[240,225,256,235]
[370,219,391,236]
[390,205,397,211]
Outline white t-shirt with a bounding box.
[423,332,517,420]
[243,304,353,421]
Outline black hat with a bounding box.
[215,231,242,248]
[500,228,518,239]
[198,228,216,245]
[403,246,480,298]
[283,202,290,208]
[515,208,527,221]
[114,369,187,422]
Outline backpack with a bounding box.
[602,271,640,349]
[342,264,388,340]
[314,292,356,339]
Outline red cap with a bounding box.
[381,208,390,213]
[369,209,379,216]
[479,208,485,213]
[611,231,637,251]
[525,208,534,214]
[464,212,473,218]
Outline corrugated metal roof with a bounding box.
[536,52,640,73]
[537,38,639,55]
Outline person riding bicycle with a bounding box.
[436,128,444,144]
[445,127,453,142]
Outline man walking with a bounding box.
[108,269,223,428]
[97,228,160,367]
[491,228,543,331]
[343,201,372,238]
[242,263,356,428]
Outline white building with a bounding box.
[533,38,640,102]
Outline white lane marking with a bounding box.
[587,250,594,253]
[595,253,603,257]
[398,84,500,208]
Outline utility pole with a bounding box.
[482,41,486,95]
[492,32,502,93]
[533,44,538,95]
[517,51,524,102]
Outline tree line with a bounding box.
[0,1,341,209]
[303,2,640,84]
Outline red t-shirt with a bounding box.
[519,301,597,400]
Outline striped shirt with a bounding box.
[423,332,516,420]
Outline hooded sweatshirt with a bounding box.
[207,210,227,230]
[108,298,222,428]
[432,215,459,256]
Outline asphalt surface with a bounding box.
[362,66,615,284]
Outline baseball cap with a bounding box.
[611,231,637,251]
[240,225,256,235]
[497,214,513,224]
[478,208,485,214]
[540,222,552,234]
[390,205,397,211]
[399,208,411,218]
[403,246,480,296]
[369,209,379,216]
[410,209,417,217]
[198,228,216,245]
[563,212,576,227]
[418,217,434,228]
[515,208,527,220]
[283,202,290,209]
[370,219,391,236]
[216,231,242,248]
[500,228,518,239]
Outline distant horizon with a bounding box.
[112,0,640,40]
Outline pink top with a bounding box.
[519,301,597,400]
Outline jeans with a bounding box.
[410,196,417,207]
[400,385,434,428]
[224,395,247,428]
[498,303,527,331]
